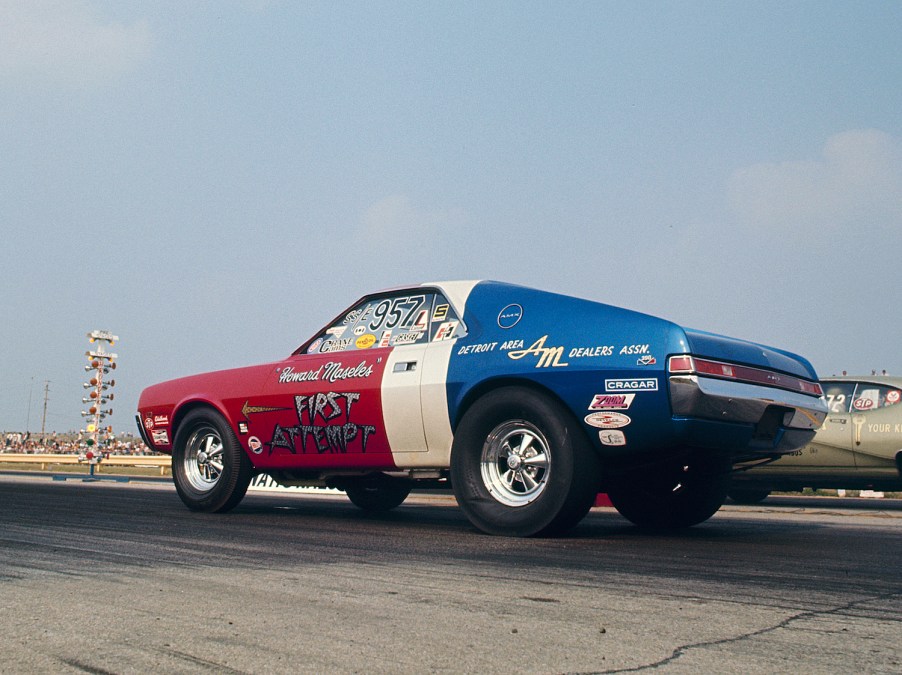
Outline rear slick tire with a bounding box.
[607,451,731,529]
[451,387,600,537]
[172,408,253,513]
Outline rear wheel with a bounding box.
[172,408,253,512]
[727,486,771,504]
[451,387,600,537]
[344,474,412,511]
[607,451,731,529]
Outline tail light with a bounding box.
[669,355,823,396]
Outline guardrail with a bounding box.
[0,453,171,475]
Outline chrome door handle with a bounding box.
[393,361,418,373]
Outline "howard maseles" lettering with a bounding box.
[278,361,373,384]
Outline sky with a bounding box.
[2,1,901,434]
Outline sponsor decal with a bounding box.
[605,378,658,392]
[507,335,568,368]
[569,346,614,358]
[321,338,352,353]
[599,430,626,446]
[457,341,499,355]
[887,390,901,405]
[433,321,459,341]
[143,416,153,430]
[326,326,347,337]
[433,304,449,322]
[248,436,263,454]
[268,392,376,455]
[853,397,875,411]
[153,414,169,427]
[308,337,323,353]
[392,331,422,346]
[412,310,429,332]
[278,361,374,385]
[355,334,377,349]
[637,355,657,366]
[585,412,631,429]
[589,393,635,410]
[151,429,170,445]
[497,304,523,329]
[619,344,650,355]
[353,325,366,336]
[238,421,249,434]
[379,330,392,348]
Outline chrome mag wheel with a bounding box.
[183,424,225,492]
[480,420,551,507]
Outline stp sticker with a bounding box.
[589,393,635,410]
[584,412,631,429]
[143,416,154,430]
[248,436,263,454]
[853,398,875,411]
[599,430,626,446]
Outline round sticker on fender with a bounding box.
[584,412,631,429]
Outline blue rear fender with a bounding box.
[446,282,688,457]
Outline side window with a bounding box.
[427,294,465,343]
[851,384,902,411]
[304,291,466,354]
[823,382,856,414]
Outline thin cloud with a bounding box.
[360,194,468,241]
[0,1,152,88]
[727,129,902,231]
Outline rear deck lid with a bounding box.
[683,328,817,381]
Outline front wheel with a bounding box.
[451,387,600,537]
[172,408,253,512]
[607,451,731,529]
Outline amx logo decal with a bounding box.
[497,304,523,329]
[605,378,658,392]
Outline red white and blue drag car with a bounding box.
[136,281,828,536]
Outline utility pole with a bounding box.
[40,381,50,438]
[26,376,34,434]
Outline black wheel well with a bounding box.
[453,377,596,455]
[171,401,224,440]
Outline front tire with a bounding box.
[607,450,731,529]
[172,408,253,513]
[451,387,600,537]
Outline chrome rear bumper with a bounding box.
[670,375,828,430]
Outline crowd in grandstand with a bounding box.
[3,432,155,455]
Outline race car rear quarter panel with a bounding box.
[446,281,688,455]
